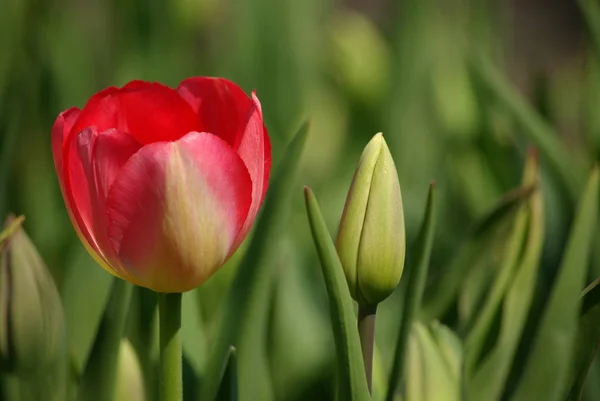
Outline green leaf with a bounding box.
[60,247,114,376]
[566,277,600,400]
[423,184,535,320]
[386,182,438,401]
[469,55,583,200]
[216,346,238,401]
[468,153,544,400]
[77,280,133,401]
[200,121,309,401]
[578,0,600,65]
[304,187,371,401]
[510,166,600,401]
[464,152,539,374]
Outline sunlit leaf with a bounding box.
[566,277,600,400]
[387,183,437,401]
[468,152,544,400]
[200,121,309,401]
[304,187,370,401]
[510,166,599,401]
[423,184,535,320]
[470,55,583,200]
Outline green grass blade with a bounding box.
[216,346,238,401]
[77,280,133,401]
[470,55,583,199]
[510,166,600,401]
[304,187,371,401]
[200,121,309,401]
[60,248,114,376]
[468,155,544,401]
[578,0,600,65]
[423,184,535,320]
[386,182,437,401]
[566,278,600,400]
[465,153,539,374]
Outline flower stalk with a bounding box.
[358,305,377,393]
[158,292,182,401]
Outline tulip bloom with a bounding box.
[52,78,271,292]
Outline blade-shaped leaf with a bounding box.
[216,346,238,401]
[578,0,600,65]
[304,187,371,401]
[423,184,535,320]
[470,55,583,200]
[61,247,114,376]
[468,154,544,400]
[77,280,133,401]
[566,277,600,400]
[200,121,309,401]
[386,182,438,401]
[510,166,599,401]
[465,152,539,374]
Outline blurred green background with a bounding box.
[1,0,598,400]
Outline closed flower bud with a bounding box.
[0,216,65,375]
[113,340,145,401]
[336,133,405,306]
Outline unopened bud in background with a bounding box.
[0,215,65,375]
[336,133,406,306]
[113,339,146,401]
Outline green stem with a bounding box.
[357,304,377,393]
[158,292,182,401]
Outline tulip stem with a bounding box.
[158,292,182,401]
[358,304,377,393]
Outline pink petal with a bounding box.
[232,93,272,248]
[71,81,200,146]
[105,131,253,292]
[177,77,253,147]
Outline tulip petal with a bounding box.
[106,132,252,292]
[62,127,142,281]
[232,93,272,248]
[52,107,81,189]
[177,77,253,147]
[62,127,119,277]
[71,81,199,146]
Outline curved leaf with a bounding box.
[468,153,544,400]
[566,277,600,400]
[469,55,583,200]
[304,187,371,401]
[423,184,535,320]
[386,182,437,401]
[510,166,599,401]
[200,121,309,401]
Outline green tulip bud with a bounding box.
[0,215,65,376]
[336,133,405,306]
[113,340,146,401]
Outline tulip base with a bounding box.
[358,304,377,393]
[158,292,182,401]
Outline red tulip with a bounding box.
[52,78,271,292]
